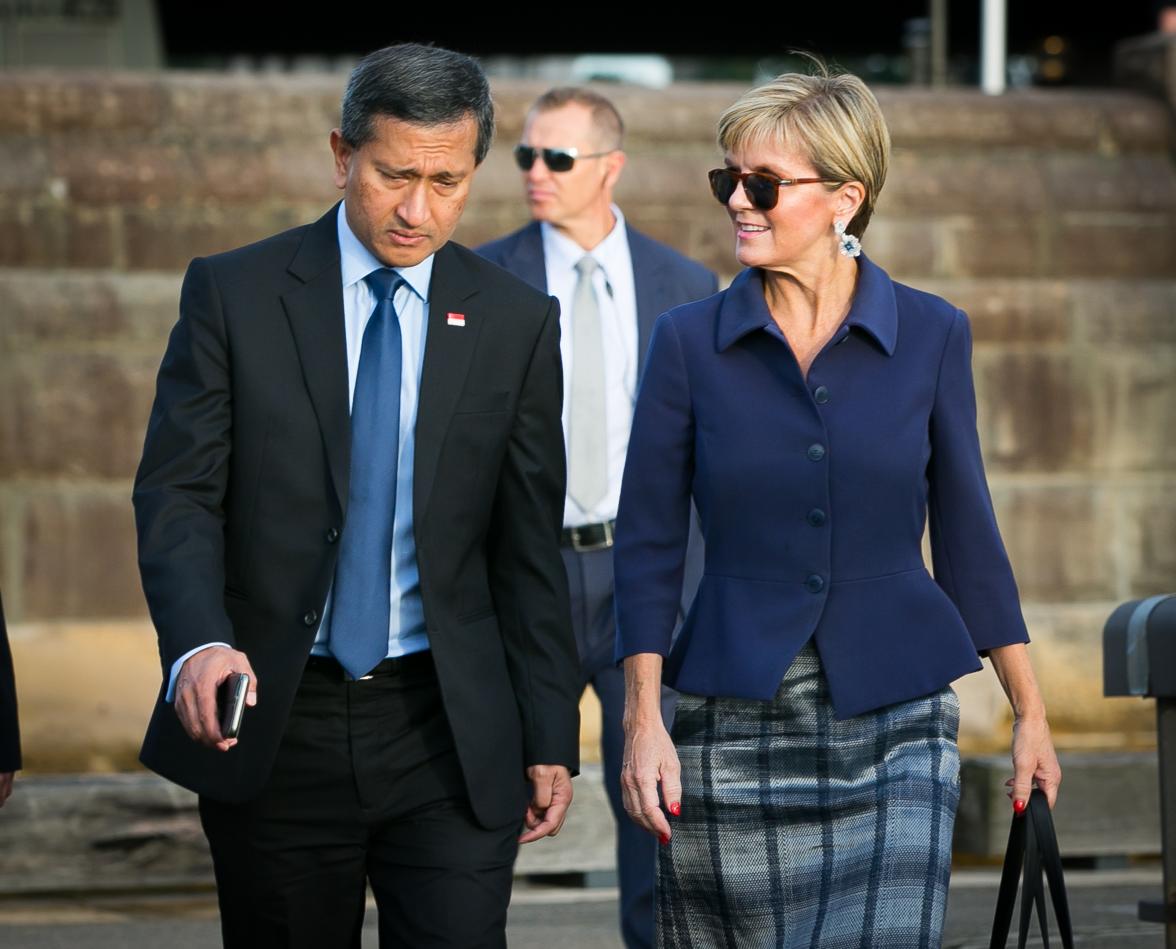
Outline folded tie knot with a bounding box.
[364,268,402,301]
[575,256,598,279]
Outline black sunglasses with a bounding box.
[708,168,841,211]
[514,144,617,173]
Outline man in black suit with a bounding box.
[478,88,715,949]
[0,592,19,807]
[134,44,580,947]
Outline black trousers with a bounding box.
[199,651,519,949]
[562,545,676,949]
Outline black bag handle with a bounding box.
[988,787,1074,949]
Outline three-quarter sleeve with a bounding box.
[927,309,1030,653]
[614,313,695,660]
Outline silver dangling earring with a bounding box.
[834,220,861,258]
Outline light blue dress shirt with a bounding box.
[312,203,430,659]
[166,203,431,700]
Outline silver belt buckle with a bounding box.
[571,521,614,552]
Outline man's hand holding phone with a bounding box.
[173,646,258,751]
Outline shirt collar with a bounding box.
[337,201,434,303]
[540,203,628,279]
[715,251,897,356]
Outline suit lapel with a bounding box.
[628,228,667,376]
[281,205,351,513]
[414,242,483,528]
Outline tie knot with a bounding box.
[364,268,402,301]
[575,256,598,279]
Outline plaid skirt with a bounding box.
[658,641,960,949]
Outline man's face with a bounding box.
[331,114,479,268]
[520,103,622,230]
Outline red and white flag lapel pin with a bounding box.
[446,312,466,327]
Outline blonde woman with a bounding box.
[615,66,1061,947]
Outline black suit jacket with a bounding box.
[0,593,20,773]
[135,204,580,828]
[477,221,717,613]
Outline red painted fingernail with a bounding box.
[668,802,681,817]
[659,833,671,846]
[1013,798,1026,815]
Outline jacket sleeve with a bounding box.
[0,593,20,773]
[927,308,1030,654]
[615,313,695,660]
[488,297,581,772]
[132,256,237,675]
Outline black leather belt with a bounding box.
[304,651,432,682]
[561,520,616,552]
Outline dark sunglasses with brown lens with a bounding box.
[708,168,841,211]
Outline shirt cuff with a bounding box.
[165,642,233,702]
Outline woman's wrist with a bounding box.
[622,653,667,732]
[1013,704,1048,725]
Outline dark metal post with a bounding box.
[1106,595,1176,945]
[930,0,948,87]
[1140,697,1176,946]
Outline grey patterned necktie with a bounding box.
[568,256,607,511]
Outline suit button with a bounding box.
[325,527,340,543]
[302,609,319,627]
[807,443,826,462]
[814,385,830,404]
[807,508,827,527]
[805,574,825,594]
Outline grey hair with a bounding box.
[340,43,495,165]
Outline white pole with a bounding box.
[981,0,1007,95]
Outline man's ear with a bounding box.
[603,149,627,192]
[329,129,352,190]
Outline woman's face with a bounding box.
[721,140,851,273]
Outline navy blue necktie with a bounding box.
[328,268,403,679]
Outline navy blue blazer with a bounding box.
[614,253,1029,718]
[478,221,717,612]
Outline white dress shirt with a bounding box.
[541,205,638,527]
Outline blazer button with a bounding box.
[807,508,827,527]
[807,443,826,462]
[805,574,825,594]
[814,385,830,404]
[325,526,340,543]
[302,609,319,627]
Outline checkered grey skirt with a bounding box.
[658,641,960,949]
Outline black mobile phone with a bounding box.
[217,673,250,740]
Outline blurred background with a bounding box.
[0,0,1173,913]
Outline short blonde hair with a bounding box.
[717,60,890,238]
[529,87,624,150]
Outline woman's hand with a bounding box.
[621,652,679,843]
[988,643,1061,813]
[1006,713,1062,811]
[621,717,680,843]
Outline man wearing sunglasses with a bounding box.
[478,87,716,949]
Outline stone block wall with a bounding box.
[0,74,1171,769]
